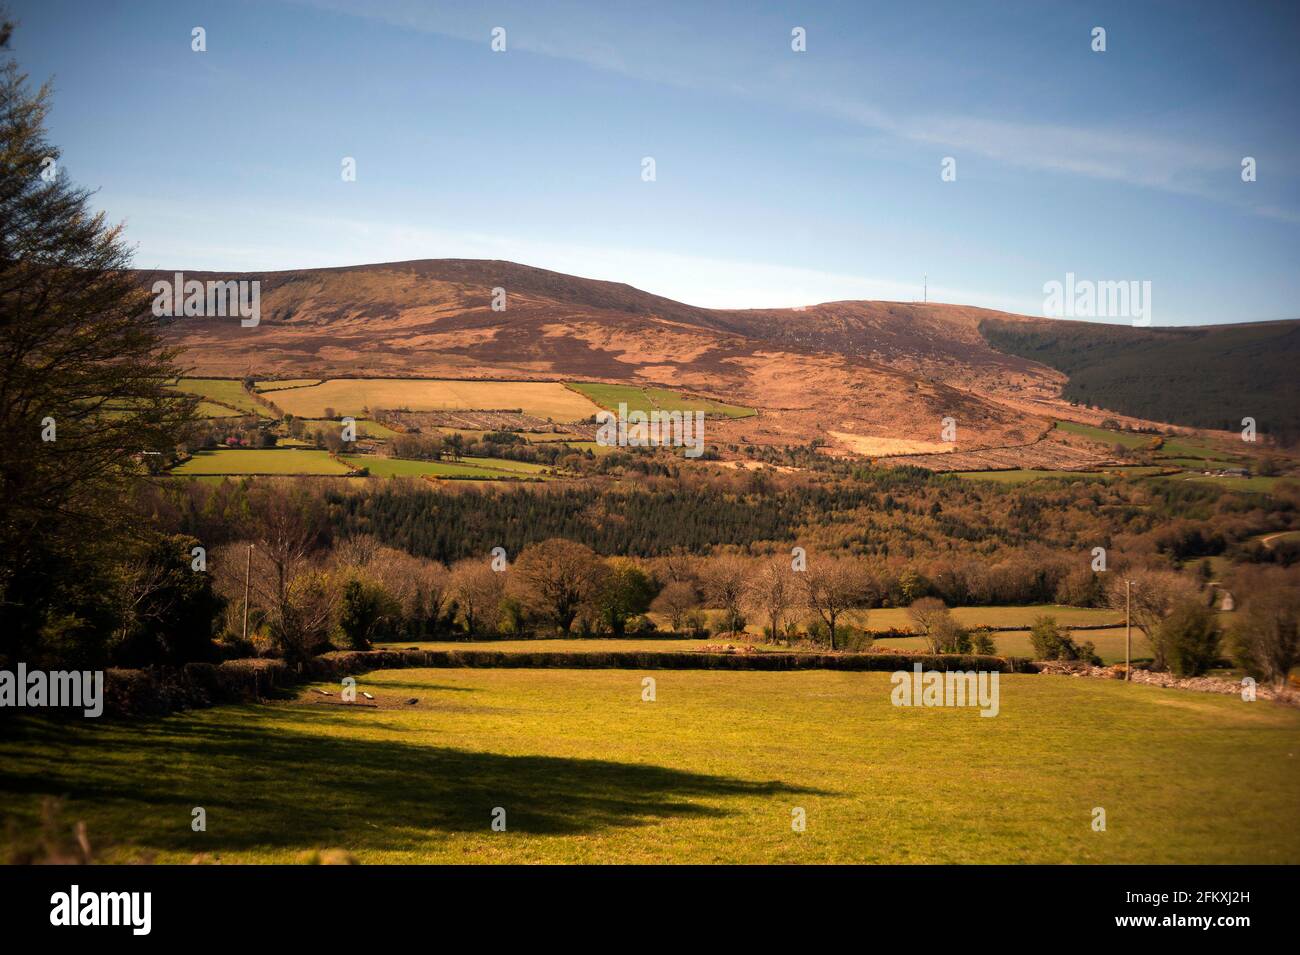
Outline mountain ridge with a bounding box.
[146,257,1300,448]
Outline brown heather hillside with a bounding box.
[143,259,1147,455]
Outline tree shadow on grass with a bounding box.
[0,712,825,855]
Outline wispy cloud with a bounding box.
[290,0,1298,225]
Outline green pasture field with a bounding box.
[170,449,352,476]
[865,605,1122,631]
[167,378,270,417]
[303,418,400,439]
[873,628,1151,664]
[646,604,1121,637]
[378,638,720,653]
[458,456,551,474]
[1052,421,1151,449]
[567,382,756,418]
[255,379,323,392]
[193,401,242,418]
[392,621,1132,663]
[1159,436,1236,460]
[558,440,618,455]
[339,456,527,480]
[2,667,1296,864]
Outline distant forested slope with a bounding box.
[979,317,1300,442]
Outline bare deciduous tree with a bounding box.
[800,557,871,651]
[702,555,749,637]
[651,580,698,633]
[907,596,951,652]
[1108,569,1200,671]
[744,558,798,643]
[450,559,505,636]
[1229,567,1300,689]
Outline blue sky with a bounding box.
[10,0,1300,323]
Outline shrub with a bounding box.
[929,615,971,654]
[1029,615,1063,659]
[1029,615,1100,665]
[970,627,996,655]
[1228,578,1300,688]
[1160,599,1222,677]
[683,608,710,637]
[838,627,874,652]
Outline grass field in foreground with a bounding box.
[2,668,1297,864]
[269,379,601,421]
[171,449,352,476]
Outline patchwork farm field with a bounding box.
[193,400,242,418]
[169,378,271,417]
[340,455,546,480]
[2,668,1297,864]
[567,382,756,418]
[170,449,352,475]
[268,379,602,421]
[324,418,401,439]
[254,379,322,392]
[1053,420,1152,449]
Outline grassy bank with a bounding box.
[2,668,1296,864]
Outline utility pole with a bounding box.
[242,543,253,643]
[1124,579,1133,681]
[923,273,927,304]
